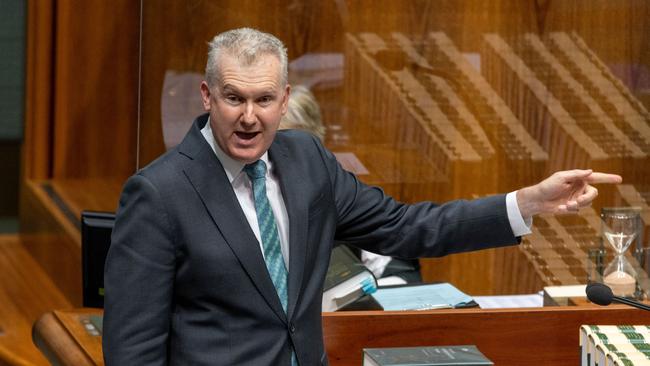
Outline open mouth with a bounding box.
[235,131,260,140]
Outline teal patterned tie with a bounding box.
[244,160,298,365]
[244,160,289,312]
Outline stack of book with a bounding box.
[322,245,377,312]
[580,325,650,365]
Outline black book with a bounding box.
[81,211,115,308]
[323,245,377,312]
[363,345,494,366]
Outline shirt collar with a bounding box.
[200,117,270,183]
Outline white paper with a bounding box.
[472,293,544,309]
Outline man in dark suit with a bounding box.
[103,28,621,365]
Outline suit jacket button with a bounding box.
[289,323,296,333]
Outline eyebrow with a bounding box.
[220,84,241,94]
[221,84,278,96]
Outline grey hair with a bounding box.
[279,85,326,141]
[205,28,288,88]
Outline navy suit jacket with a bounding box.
[103,114,518,365]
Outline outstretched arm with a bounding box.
[516,169,622,218]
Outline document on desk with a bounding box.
[371,283,474,311]
[472,293,543,309]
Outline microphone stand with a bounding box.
[612,295,650,312]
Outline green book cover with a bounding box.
[324,245,369,291]
[363,345,494,366]
[323,245,377,311]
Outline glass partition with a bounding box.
[137,0,650,296]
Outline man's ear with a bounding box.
[200,81,212,111]
[281,84,291,115]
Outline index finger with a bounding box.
[585,172,622,184]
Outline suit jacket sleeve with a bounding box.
[103,174,177,366]
[313,137,518,258]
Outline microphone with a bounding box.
[586,282,650,311]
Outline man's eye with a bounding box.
[258,96,272,104]
[225,95,241,103]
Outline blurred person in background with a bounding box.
[280,85,421,285]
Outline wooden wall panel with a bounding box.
[21,0,140,305]
[23,0,54,180]
[51,0,139,179]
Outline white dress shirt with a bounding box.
[201,119,532,274]
[201,121,291,270]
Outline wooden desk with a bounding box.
[33,306,650,365]
[33,309,103,366]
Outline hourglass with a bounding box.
[601,207,642,297]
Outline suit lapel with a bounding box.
[269,139,308,321]
[178,116,288,323]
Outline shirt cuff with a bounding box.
[361,250,393,278]
[506,191,532,237]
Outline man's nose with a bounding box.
[241,102,256,124]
